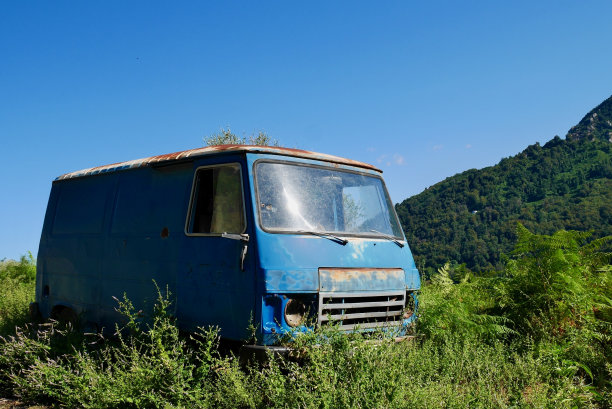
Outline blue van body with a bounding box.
[36,146,420,345]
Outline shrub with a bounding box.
[0,253,36,335]
[0,252,36,284]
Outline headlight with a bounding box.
[284,298,307,327]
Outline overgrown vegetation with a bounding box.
[397,94,612,275]
[0,253,36,334]
[417,226,612,406]
[1,227,611,408]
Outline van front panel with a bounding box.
[246,153,420,344]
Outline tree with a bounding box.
[203,128,279,147]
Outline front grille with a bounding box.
[318,291,406,330]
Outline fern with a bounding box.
[430,262,454,292]
[419,263,515,341]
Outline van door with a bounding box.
[178,163,255,340]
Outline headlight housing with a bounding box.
[284,298,307,327]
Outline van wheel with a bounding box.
[51,306,78,328]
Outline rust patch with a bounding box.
[319,267,405,291]
[321,267,402,281]
[56,145,381,181]
[160,227,169,238]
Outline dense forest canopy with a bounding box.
[397,94,612,275]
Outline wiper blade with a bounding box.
[297,230,348,245]
[369,230,404,248]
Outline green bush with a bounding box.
[0,253,36,335]
[0,252,36,283]
[2,288,221,408]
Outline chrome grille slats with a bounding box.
[318,291,406,330]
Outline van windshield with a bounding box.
[255,162,403,239]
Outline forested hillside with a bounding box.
[396,95,612,275]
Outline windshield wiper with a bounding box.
[297,230,348,245]
[369,230,404,248]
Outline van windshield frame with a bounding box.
[253,160,404,240]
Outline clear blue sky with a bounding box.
[2,1,612,260]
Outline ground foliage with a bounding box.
[0,229,611,408]
[397,95,612,276]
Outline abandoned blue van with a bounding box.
[35,145,420,348]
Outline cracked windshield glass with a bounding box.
[255,162,403,238]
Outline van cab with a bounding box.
[35,145,420,346]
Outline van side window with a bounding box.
[187,164,245,234]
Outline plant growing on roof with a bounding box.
[203,128,279,147]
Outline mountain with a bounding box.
[396,95,612,276]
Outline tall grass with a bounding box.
[0,228,610,408]
[0,253,36,335]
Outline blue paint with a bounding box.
[263,269,318,292]
[36,148,421,345]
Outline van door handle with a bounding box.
[221,233,250,242]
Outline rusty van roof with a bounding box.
[55,145,381,180]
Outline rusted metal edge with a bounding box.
[55,145,381,181]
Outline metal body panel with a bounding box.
[254,235,420,291]
[244,153,420,344]
[263,268,319,292]
[175,154,257,341]
[245,153,419,284]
